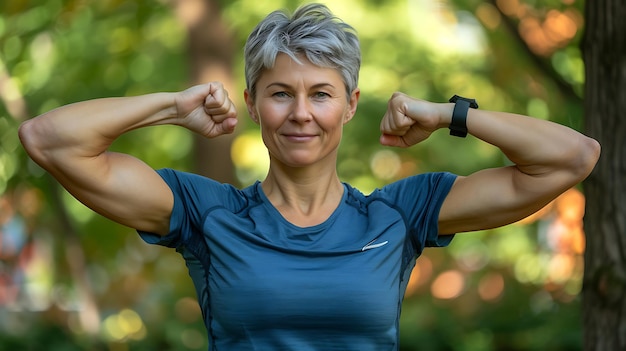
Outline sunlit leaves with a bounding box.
[476,3,503,30]
[0,110,22,193]
[552,47,584,86]
[0,0,591,349]
[1,1,198,349]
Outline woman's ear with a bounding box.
[343,88,360,124]
[244,89,259,124]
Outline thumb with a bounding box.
[380,134,407,148]
[215,117,238,135]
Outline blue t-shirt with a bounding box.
[139,168,456,351]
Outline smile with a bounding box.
[282,133,317,142]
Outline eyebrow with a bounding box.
[265,82,337,90]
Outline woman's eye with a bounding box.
[314,92,330,99]
[273,92,289,98]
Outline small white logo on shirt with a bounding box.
[361,239,389,251]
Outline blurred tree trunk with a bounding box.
[581,0,626,350]
[175,0,238,184]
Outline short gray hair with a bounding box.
[244,3,361,100]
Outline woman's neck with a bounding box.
[261,162,344,227]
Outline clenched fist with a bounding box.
[379,92,450,148]
[175,82,238,138]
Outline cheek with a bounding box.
[256,110,282,144]
[317,107,349,130]
[257,104,285,126]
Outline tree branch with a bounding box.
[487,0,582,103]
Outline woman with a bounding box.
[19,3,600,350]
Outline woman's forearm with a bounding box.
[19,92,178,164]
[439,103,601,179]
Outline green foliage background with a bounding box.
[0,0,586,350]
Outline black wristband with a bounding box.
[448,95,478,138]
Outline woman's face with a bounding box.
[245,53,359,168]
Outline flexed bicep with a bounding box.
[18,90,190,236]
[438,165,582,235]
[57,152,174,235]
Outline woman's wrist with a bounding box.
[436,103,455,130]
[142,92,180,126]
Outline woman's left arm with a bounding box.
[379,93,601,234]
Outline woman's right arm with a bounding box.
[18,82,238,236]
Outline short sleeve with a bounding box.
[378,172,457,251]
[137,168,240,249]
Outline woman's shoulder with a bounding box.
[340,172,457,217]
[156,168,257,209]
[345,172,456,199]
[156,168,241,190]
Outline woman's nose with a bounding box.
[290,95,312,122]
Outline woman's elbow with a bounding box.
[575,135,601,179]
[18,119,50,165]
[19,120,38,156]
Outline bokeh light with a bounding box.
[431,270,465,300]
